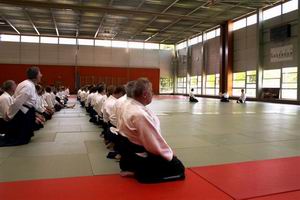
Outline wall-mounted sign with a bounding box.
[270,45,293,62]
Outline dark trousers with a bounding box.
[0,108,35,146]
[189,97,198,102]
[118,135,185,183]
[221,97,230,102]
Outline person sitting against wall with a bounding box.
[237,89,247,104]
[117,78,185,183]
[189,88,198,103]
[220,91,230,102]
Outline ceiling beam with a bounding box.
[94,0,114,38]
[0,13,20,34]
[50,9,59,36]
[23,8,40,35]
[0,0,205,21]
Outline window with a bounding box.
[128,42,144,49]
[232,72,246,96]
[247,14,257,26]
[176,41,187,50]
[215,28,220,36]
[246,70,257,97]
[160,44,174,50]
[59,37,76,45]
[198,35,202,43]
[0,34,20,42]
[197,76,202,94]
[205,74,216,95]
[160,77,173,93]
[78,39,94,46]
[205,30,216,40]
[177,77,186,93]
[263,69,281,88]
[281,67,297,99]
[215,74,220,95]
[190,76,198,93]
[21,35,39,43]
[263,5,282,21]
[233,18,246,31]
[95,40,111,47]
[282,0,298,14]
[112,40,128,48]
[188,37,198,46]
[40,36,58,44]
[145,43,159,49]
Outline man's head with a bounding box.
[125,80,136,98]
[2,80,17,96]
[113,85,126,99]
[27,66,42,83]
[132,78,153,106]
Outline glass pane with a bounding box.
[206,89,215,95]
[281,89,297,99]
[160,44,174,50]
[263,79,281,88]
[176,41,187,50]
[112,40,128,48]
[197,76,202,85]
[95,40,111,47]
[21,36,39,43]
[233,18,246,31]
[263,69,281,78]
[246,84,256,89]
[59,37,76,45]
[247,14,257,26]
[282,83,297,89]
[198,35,202,43]
[233,80,246,88]
[247,75,256,84]
[282,0,298,14]
[263,5,282,21]
[196,88,201,95]
[206,82,215,87]
[282,73,297,83]
[128,42,144,49]
[177,88,185,94]
[206,30,216,40]
[215,28,220,36]
[78,39,94,46]
[41,36,58,44]
[190,76,197,87]
[246,89,256,97]
[188,37,198,46]
[206,75,215,82]
[144,43,159,49]
[233,72,246,80]
[0,34,20,42]
[282,67,297,73]
[232,89,241,96]
[160,77,173,93]
[247,70,256,75]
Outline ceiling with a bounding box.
[0,0,281,44]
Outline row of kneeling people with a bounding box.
[0,66,72,147]
[78,78,185,184]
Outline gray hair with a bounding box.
[125,80,136,98]
[2,80,16,92]
[132,78,151,98]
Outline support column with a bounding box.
[297,0,300,101]
[256,8,264,99]
[220,20,233,95]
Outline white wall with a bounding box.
[0,42,174,78]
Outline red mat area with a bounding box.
[0,169,232,200]
[249,190,300,200]
[191,157,300,200]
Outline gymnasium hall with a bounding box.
[0,0,300,199]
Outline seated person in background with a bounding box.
[189,88,198,102]
[118,78,185,183]
[220,92,230,102]
[0,80,16,140]
[237,89,247,104]
[35,85,53,120]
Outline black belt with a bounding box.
[23,104,32,109]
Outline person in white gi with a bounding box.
[0,80,16,144]
[237,89,247,103]
[5,66,42,146]
[118,78,185,183]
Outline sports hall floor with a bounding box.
[1,96,300,200]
